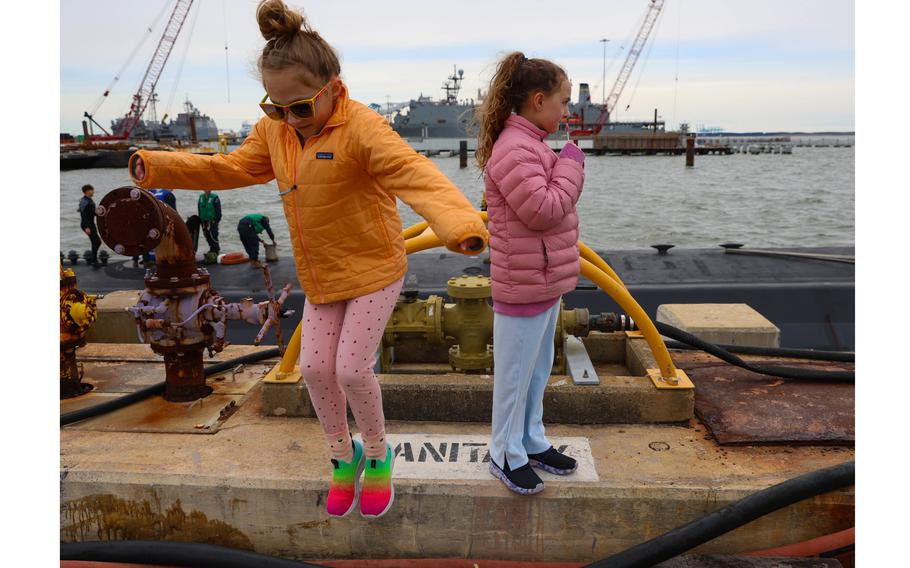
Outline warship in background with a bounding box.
[61,98,222,171]
[391,66,477,139]
[109,97,219,143]
[389,67,671,142]
[558,82,670,139]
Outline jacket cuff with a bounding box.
[128,150,152,188]
[553,158,585,191]
[444,219,489,256]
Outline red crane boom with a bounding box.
[593,0,665,133]
[89,0,195,141]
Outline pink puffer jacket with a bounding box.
[485,115,584,304]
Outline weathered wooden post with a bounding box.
[459,140,468,168]
[686,135,695,167]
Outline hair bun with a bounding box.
[257,0,306,42]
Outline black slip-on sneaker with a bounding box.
[489,458,545,495]
[528,446,577,475]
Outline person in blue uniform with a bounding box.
[140,189,179,266]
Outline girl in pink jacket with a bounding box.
[476,52,586,494]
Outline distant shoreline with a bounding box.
[698,131,855,137]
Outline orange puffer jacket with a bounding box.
[129,84,488,304]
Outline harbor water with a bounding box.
[59,143,854,256]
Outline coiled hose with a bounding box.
[60,540,325,568]
[655,321,854,382]
[583,460,855,568]
[60,348,281,426]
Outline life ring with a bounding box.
[218,251,249,265]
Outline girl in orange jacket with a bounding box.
[129,0,488,519]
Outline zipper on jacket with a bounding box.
[283,103,348,303]
[287,128,325,303]
[542,240,550,286]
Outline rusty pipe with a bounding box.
[96,186,197,279]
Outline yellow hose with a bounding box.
[405,230,444,254]
[401,220,429,240]
[278,320,302,374]
[579,241,626,289]
[579,258,678,380]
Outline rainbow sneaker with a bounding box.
[360,443,396,518]
[326,439,365,518]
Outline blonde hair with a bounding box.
[475,52,567,170]
[256,0,341,83]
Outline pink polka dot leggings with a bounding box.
[300,275,405,461]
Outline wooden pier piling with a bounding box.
[459,140,468,168]
[686,135,695,167]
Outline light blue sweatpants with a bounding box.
[489,300,560,469]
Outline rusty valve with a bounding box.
[97,186,293,402]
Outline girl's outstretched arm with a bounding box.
[129,119,275,190]
[354,109,488,254]
[489,143,584,231]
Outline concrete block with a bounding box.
[580,331,627,363]
[261,371,693,424]
[656,304,780,348]
[60,404,855,563]
[85,290,143,344]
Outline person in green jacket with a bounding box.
[237,213,276,268]
[197,190,222,254]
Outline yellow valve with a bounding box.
[68,301,92,328]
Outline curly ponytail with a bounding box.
[475,52,567,170]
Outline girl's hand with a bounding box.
[132,156,146,181]
[458,237,484,252]
[558,142,585,165]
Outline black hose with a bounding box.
[662,339,854,363]
[61,347,281,426]
[583,460,854,568]
[61,540,326,568]
[655,321,854,382]
[201,347,281,376]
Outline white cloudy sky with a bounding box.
[60,0,854,133]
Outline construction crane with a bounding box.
[592,0,665,134]
[83,0,195,141]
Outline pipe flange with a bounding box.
[447,275,491,300]
[448,344,493,372]
[97,186,167,256]
[144,272,211,291]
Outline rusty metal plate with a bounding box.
[67,360,270,396]
[674,353,854,445]
[62,392,246,434]
[76,343,278,363]
[61,352,274,433]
